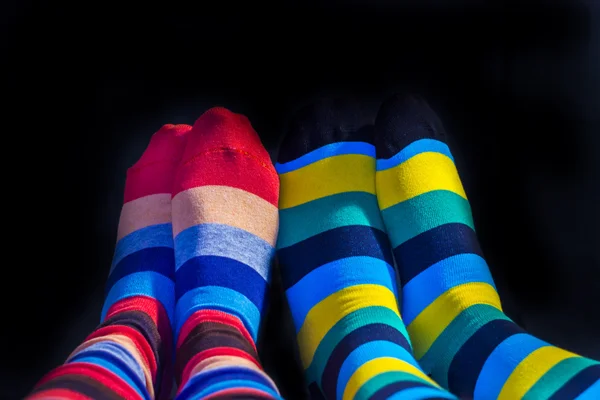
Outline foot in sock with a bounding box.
[276,98,457,400]
[171,107,282,399]
[374,94,600,400]
[28,124,190,400]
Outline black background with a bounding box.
[2,1,599,399]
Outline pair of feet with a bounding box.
[276,95,599,400]
[31,95,599,400]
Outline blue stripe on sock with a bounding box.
[107,246,175,294]
[419,305,510,388]
[336,342,419,400]
[376,138,454,171]
[111,224,173,273]
[285,256,397,332]
[279,225,394,290]
[178,366,279,399]
[175,223,274,281]
[395,223,482,286]
[69,341,149,400]
[386,385,456,400]
[101,271,175,324]
[275,142,375,174]
[175,286,260,342]
[402,253,496,325]
[575,377,600,400]
[176,255,267,312]
[474,333,548,400]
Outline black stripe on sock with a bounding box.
[394,223,482,286]
[548,364,600,400]
[98,310,162,375]
[447,319,525,397]
[278,225,394,290]
[321,323,412,399]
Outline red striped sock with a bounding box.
[28,124,190,400]
[171,108,281,399]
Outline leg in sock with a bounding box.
[171,108,282,399]
[374,94,600,399]
[276,98,457,400]
[27,124,190,400]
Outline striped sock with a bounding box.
[171,107,281,399]
[374,94,600,400]
[28,124,190,400]
[276,99,456,400]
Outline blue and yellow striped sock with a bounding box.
[374,94,600,400]
[276,99,457,400]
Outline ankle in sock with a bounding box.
[29,124,190,400]
[276,98,456,400]
[374,94,600,400]
[171,107,281,399]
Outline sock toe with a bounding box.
[124,124,191,202]
[278,97,375,164]
[181,107,271,164]
[375,94,447,159]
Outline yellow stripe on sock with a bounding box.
[343,357,440,400]
[408,282,502,359]
[279,154,376,209]
[376,152,466,211]
[298,284,400,369]
[498,347,578,400]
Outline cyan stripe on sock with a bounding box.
[306,307,409,384]
[277,192,384,249]
[381,190,474,247]
[419,305,510,387]
[523,357,600,400]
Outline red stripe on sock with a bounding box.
[34,363,142,400]
[177,309,257,352]
[27,387,93,400]
[203,387,276,399]
[105,296,175,399]
[179,347,263,387]
[105,295,173,356]
[86,325,157,381]
[172,150,278,205]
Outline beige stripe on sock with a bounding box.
[171,185,278,245]
[117,194,172,241]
